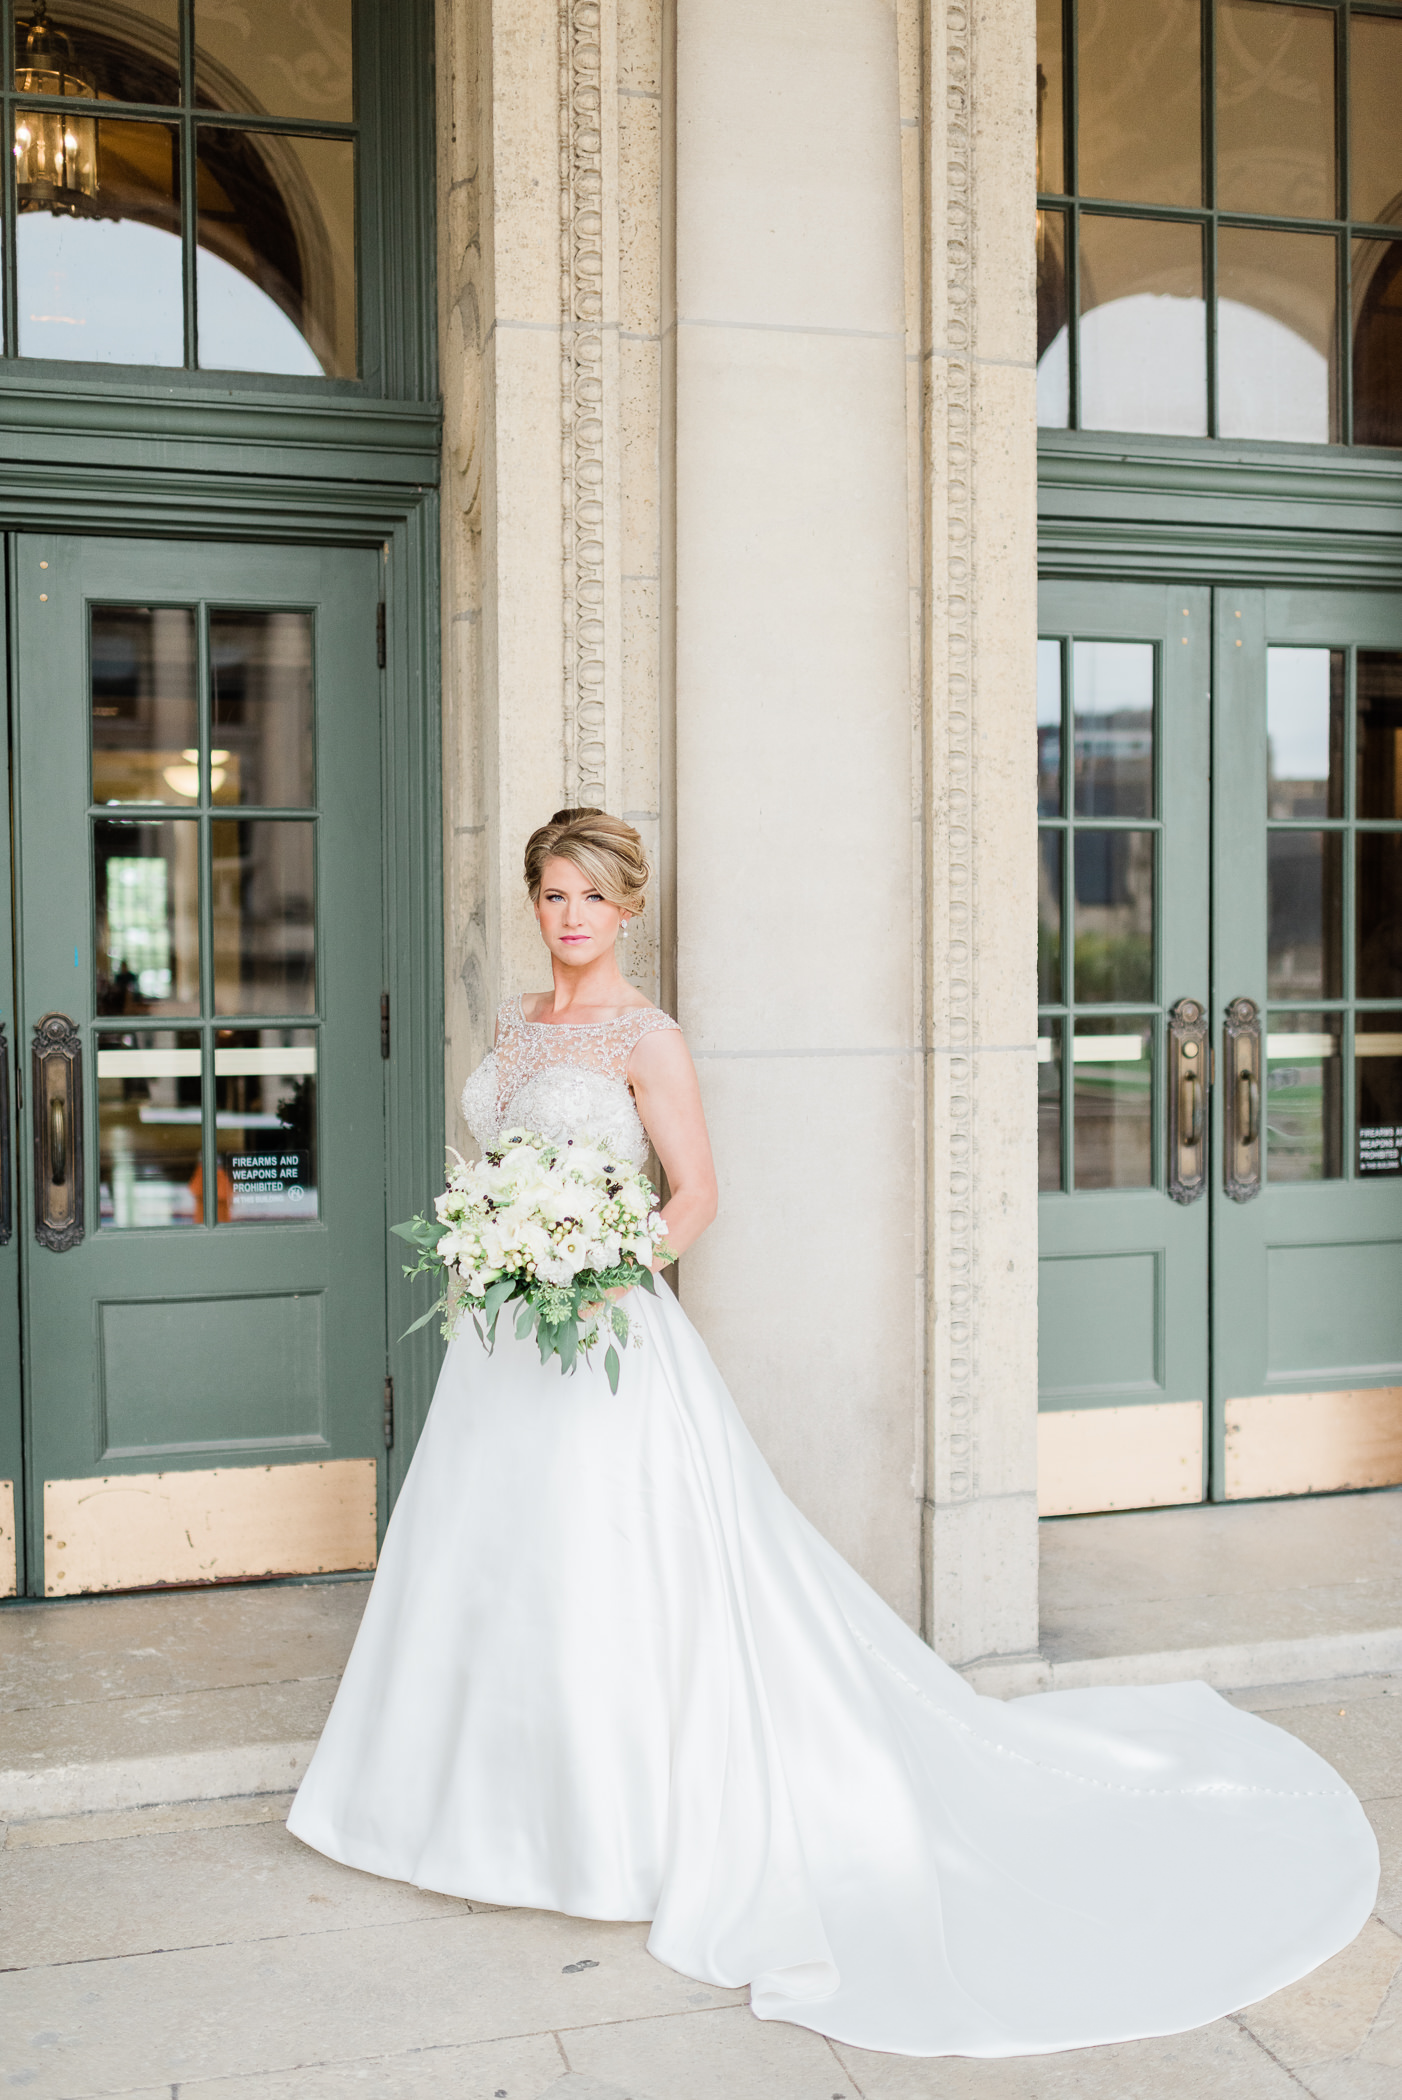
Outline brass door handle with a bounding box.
[1239,1069,1259,1148]
[49,1096,66,1186]
[31,1012,83,1251]
[0,1024,10,1246]
[1224,997,1262,1201]
[1167,998,1207,1203]
[1181,1069,1202,1145]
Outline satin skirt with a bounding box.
[288,1280,1379,2058]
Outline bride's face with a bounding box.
[535,855,626,963]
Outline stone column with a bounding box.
[438,0,668,1149]
[920,0,1040,1665]
[438,0,1040,1665]
[672,0,925,1622]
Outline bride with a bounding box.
[289,808,1378,2059]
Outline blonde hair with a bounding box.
[524,808,649,917]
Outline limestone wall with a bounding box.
[437,0,1039,1665]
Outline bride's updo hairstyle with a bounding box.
[524,807,649,919]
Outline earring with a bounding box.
[621,919,630,939]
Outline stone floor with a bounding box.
[4,1493,1402,2094]
[0,1666,1398,2097]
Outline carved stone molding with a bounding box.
[941,0,974,1505]
[560,0,607,804]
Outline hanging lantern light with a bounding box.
[14,2,99,215]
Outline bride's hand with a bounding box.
[579,1284,633,1320]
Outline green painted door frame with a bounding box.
[1212,587,1402,1497]
[1037,581,1211,1512]
[12,536,394,1595]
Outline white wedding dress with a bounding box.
[288,999,1379,2059]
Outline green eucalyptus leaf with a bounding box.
[604,1344,620,1395]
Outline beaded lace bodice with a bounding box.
[460,995,681,1169]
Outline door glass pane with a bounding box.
[1349,13,1402,229]
[17,120,182,365]
[1216,1,1334,221]
[1073,641,1154,816]
[213,819,316,1014]
[1037,0,1064,194]
[91,607,198,807]
[196,131,356,378]
[1073,832,1154,1002]
[1265,1012,1342,1182]
[1038,831,1062,1002]
[1267,646,1343,819]
[1037,207,1070,428]
[96,1029,203,1228]
[1037,638,1062,812]
[95,818,200,1016]
[1038,1020,1063,1192]
[14,2,181,106]
[1072,1022,1153,1189]
[1352,240,1402,450]
[1357,651,1402,820]
[1079,215,1205,437]
[1076,0,1201,207]
[1218,227,1338,444]
[1357,832,1402,1000]
[194,0,354,123]
[211,611,315,807]
[1356,1012,1402,1177]
[1267,830,1343,999]
[214,1029,319,1222]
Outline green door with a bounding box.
[1036,582,1211,1515]
[0,573,18,1597]
[12,535,388,1597]
[1213,589,1402,1500]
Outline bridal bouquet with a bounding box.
[392,1131,673,1393]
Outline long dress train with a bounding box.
[288,1000,1378,2059]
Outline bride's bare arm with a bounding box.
[628,1027,718,1262]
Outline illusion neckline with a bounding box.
[513,993,662,1033]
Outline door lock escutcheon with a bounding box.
[1167,998,1208,1204]
[1223,996,1262,1202]
[32,1012,83,1250]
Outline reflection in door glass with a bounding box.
[1038,1021,1062,1191]
[1216,1,1334,222]
[194,0,353,122]
[1217,226,1338,444]
[1073,830,1153,1002]
[1267,647,1343,818]
[212,820,315,1014]
[1357,651,1402,820]
[17,119,183,364]
[1357,833,1402,999]
[91,607,198,806]
[13,2,181,106]
[1077,215,1205,437]
[97,1030,202,1228]
[1349,13,1402,231]
[1037,639,1062,812]
[95,818,200,1016]
[1265,1013,1341,1182]
[213,1030,318,1221]
[1073,641,1154,816]
[1072,1023,1153,1189]
[1036,0,1064,195]
[1038,832,1062,1003]
[1267,831,1343,999]
[1036,208,1069,429]
[210,611,314,806]
[1351,241,1402,450]
[1356,1012,1402,1177]
[196,131,356,378]
[1075,0,1201,207]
